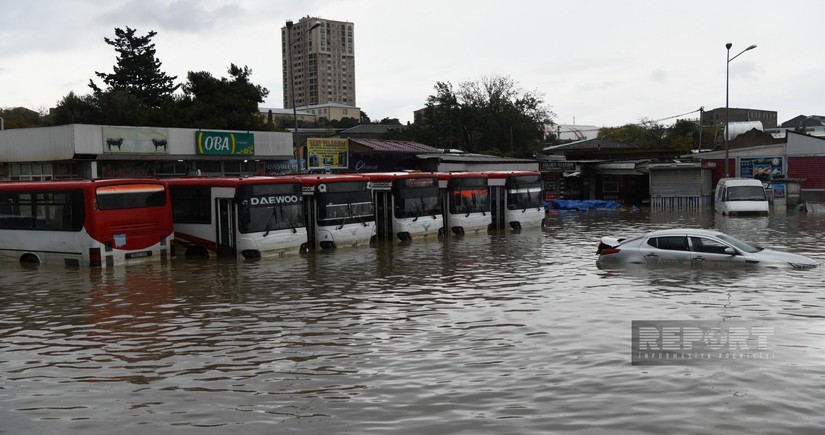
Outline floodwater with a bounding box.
[2,209,825,434]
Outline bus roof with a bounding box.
[298,173,371,186]
[164,176,301,188]
[0,178,168,192]
[365,172,439,182]
[435,171,489,181]
[483,171,541,179]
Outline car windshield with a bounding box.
[726,185,766,201]
[716,233,762,253]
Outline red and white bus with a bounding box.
[437,172,492,236]
[0,179,173,267]
[368,172,443,242]
[166,176,307,259]
[300,174,376,250]
[486,171,545,230]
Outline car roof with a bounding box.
[644,228,724,238]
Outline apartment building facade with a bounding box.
[282,17,356,109]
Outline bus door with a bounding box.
[303,189,317,250]
[373,190,393,242]
[215,198,237,257]
[488,181,506,231]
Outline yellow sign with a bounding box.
[306,138,348,169]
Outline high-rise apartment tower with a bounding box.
[282,17,356,109]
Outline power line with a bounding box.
[650,108,702,124]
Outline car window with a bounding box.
[690,236,730,254]
[648,236,689,251]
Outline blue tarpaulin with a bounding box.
[547,199,623,211]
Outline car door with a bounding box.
[639,236,691,265]
[688,236,749,266]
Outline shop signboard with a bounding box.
[739,157,783,181]
[102,126,170,154]
[306,138,348,170]
[195,131,255,156]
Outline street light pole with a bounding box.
[286,20,321,172]
[724,42,757,178]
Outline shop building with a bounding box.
[0,124,293,180]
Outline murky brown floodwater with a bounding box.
[2,209,825,434]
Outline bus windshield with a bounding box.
[96,184,167,210]
[507,185,543,210]
[318,190,374,227]
[395,186,441,219]
[239,201,304,234]
[449,188,490,215]
[237,185,305,234]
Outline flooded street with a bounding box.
[2,209,825,434]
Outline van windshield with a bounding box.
[725,185,766,201]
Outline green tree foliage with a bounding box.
[89,27,179,109]
[360,111,372,124]
[400,75,554,156]
[598,118,702,152]
[176,64,269,130]
[51,27,269,131]
[50,92,100,125]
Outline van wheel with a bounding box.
[20,253,41,267]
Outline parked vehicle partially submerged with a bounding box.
[597,228,818,269]
[715,178,769,216]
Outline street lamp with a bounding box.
[724,42,757,178]
[286,20,321,172]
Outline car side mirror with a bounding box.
[724,247,736,256]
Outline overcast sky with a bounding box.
[2,0,823,128]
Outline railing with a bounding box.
[651,195,712,210]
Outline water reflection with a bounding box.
[1,210,825,433]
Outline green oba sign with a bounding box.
[195,131,255,156]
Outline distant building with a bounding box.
[545,124,601,142]
[700,107,778,129]
[260,104,361,125]
[282,17,355,109]
[765,115,825,138]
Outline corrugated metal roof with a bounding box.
[349,138,439,153]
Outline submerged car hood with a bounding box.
[751,249,819,267]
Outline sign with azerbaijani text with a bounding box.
[195,131,255,156]
[306,138,348,170]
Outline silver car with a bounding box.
[597,228,818,269]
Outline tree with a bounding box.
[176,64,269,130]
[90,27,179,109]
[360,111,371,124]
[414,75,554,156]
[50,92,101,125]
[598,118,700,152]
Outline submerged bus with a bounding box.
[486,171,545,230]
[368,172,443,242]
[437,172,492,235]
[166,176,307,259]
[0,179,173,267]
[300,174,376,250]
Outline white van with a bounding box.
[715,178,769,216]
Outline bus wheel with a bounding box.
[299,243,309,256]
[20,253,41,267]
